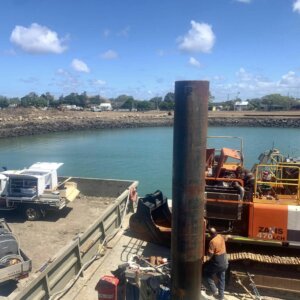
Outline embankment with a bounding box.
[0,109,299,138]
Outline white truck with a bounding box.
[0,162,79,220]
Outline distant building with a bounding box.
[99,103,112,111]
[209,105,223,111]
[8,103,17,108]
[234,101,249,111]
[91,106,102,112]
[59,105,83,111]
[91,102,113,112]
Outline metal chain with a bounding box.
[234,274,256,300]
[247,272,262,300]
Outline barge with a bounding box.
[0,176,138,299]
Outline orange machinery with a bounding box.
[130,138,300,248]
[205,144,300,247]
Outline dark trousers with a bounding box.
[203,262,228,299]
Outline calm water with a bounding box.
[0,127,299,198]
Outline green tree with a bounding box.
[9,97,20,106]
[221,100,235,111]
[61,93,81,106]
[160,92,175,110]
[149,97,162,110]
[164,92,174,103]
[248,98,261,110]
[0,96,9,108]
[159,101,174,111]
[21,92,47,107]
[89,95,102,105]
[113,95,134,109]
[78,91,88,107]
[209,91,215,103]
[121,97,135,110]
[136,100,153,111]
[40,92,55,107]
[261,94,295,110]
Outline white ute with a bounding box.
[0,162,79,220]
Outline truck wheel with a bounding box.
[24,206,42,221]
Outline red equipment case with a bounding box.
[95,275,119,300]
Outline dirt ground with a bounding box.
[0,107,299,121]
[0,108,172,123]
[2,194,116,272]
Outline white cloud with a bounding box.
[71,59,90,73]
[101,50,118,60]
[54,68,81,93]
[236,68,253,81]
[212,75,225,81]
[279,71,300,86]
[235,0,251,3]
[177,20,215,53]
[293,0,300,13]
[189,57,201,68]
[234,68,278,95]
[93,79,106,86]
[10,23,67,54]
[57,68,68,75]
[212,68,300,101]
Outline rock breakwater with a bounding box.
[0,109,299,138]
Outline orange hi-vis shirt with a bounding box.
[208,234,227,256]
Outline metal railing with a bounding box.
[254,164,299,202]
[10,179,138,300]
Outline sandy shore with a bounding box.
[0,108,299,138]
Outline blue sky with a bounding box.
[1,0,300,101]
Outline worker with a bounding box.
[203,227,228,300]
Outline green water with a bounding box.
[0,127,299,197]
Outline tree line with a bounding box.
[0,92,175,111]
[212,94,300,111]
[0,92,299,111]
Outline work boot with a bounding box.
[200,290,218,300]
[213,294,226,300]
[212,292,219,299]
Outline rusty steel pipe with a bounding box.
[171,80,209,299]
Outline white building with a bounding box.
[99,103,112,111]
[234,101,249,111]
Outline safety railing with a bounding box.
[254,164,300,202]
[10,179,138,300]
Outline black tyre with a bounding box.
[24,206,42,221]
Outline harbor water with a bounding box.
[0,126,299,197]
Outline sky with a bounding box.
[1,0,300,101]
